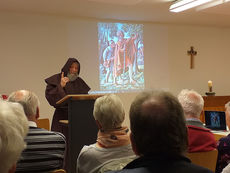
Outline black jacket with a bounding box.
[108,154,213,173]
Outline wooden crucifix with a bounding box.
[187,46,197,69]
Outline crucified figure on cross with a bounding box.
[187,46,197,69]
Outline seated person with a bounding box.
[76,94,136,173]
[8,90,66,173]
[216,101,230,173]
[221,163,230,173]
[107,90,213,173]
[0,101,29,173]
[178,89,217,152]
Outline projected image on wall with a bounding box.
[98,22,144,92]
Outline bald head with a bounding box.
[11,90,28,101]
[8,90,40,120]
[129,90,188,156]
[141,97,166,119]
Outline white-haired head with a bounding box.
[225,101,230,112]
[93,94,125,131]
[225,101,230,129]
[178,89,204,118]
[0,101,28,173]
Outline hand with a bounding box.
[60,72,69,88]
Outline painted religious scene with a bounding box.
[98,22,144,92]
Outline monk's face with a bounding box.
[69,62,79,74]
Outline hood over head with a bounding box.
[61,58,80,76]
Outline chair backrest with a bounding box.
[50,169,66,173]
[36,118,50,131]
[214,133,225,141]
[186,149,218,172]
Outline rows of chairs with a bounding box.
[36,118,50,131]
[186,149,218,172]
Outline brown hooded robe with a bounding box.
[45,58,90,133]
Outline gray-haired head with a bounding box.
[93,94,125,131]
[177,89,204,118]
[225,101,230,112]
[225,101,230,129]
[8,90,40,119]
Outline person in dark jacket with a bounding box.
[108,90,213,173]
[45,58,90,133]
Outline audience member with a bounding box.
[222,163,230,173]
[76,94,136,173]
[0,101,28,173]
[216,101,230,173]
[108,90,213,173]
[8,90,66,173]
[178,89,217,152]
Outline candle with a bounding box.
[208,80,212,92]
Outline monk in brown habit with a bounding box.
[45,58,90,133]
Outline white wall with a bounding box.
[1,12,230,127]
[168,25,230,95]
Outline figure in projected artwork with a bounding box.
[103,40,116,83]
[113,30,138,85]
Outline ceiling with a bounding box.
[0,0,230,27]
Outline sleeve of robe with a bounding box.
[45,74,67,108]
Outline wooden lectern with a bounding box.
[57,94,102,173]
